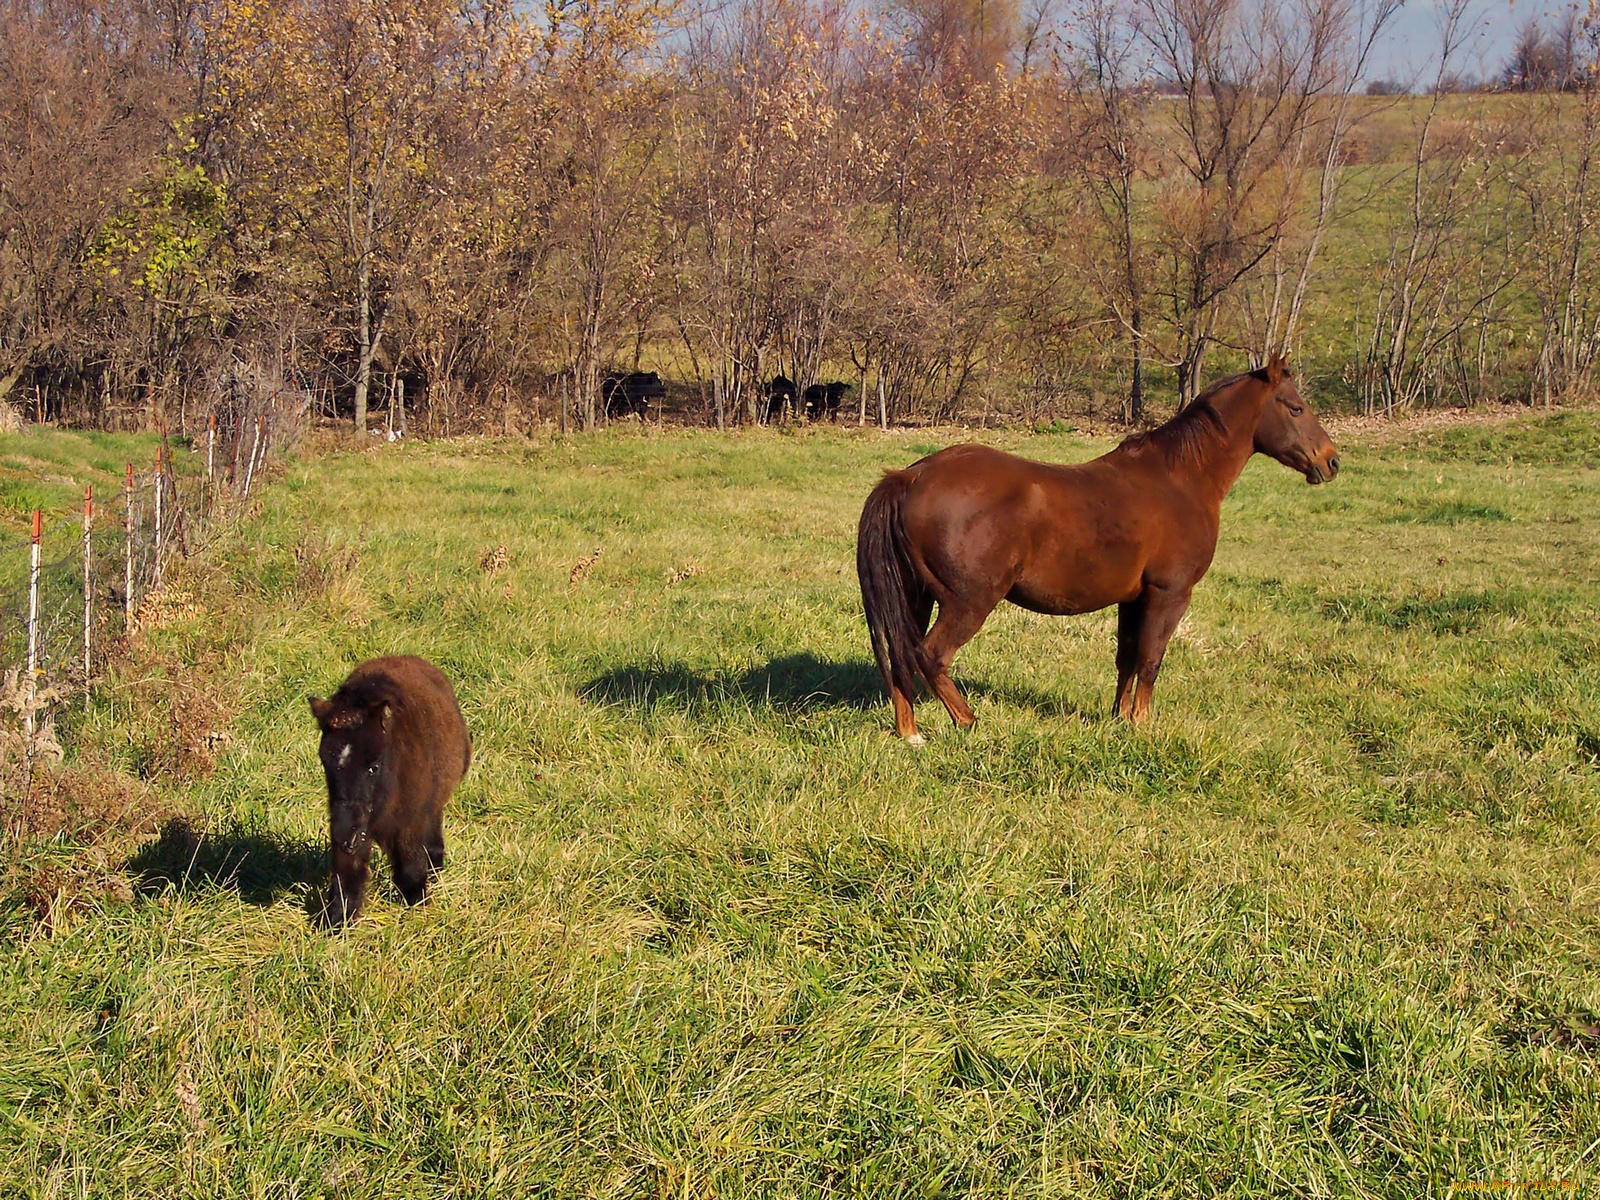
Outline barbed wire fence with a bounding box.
[1,367,310,838]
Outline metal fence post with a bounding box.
[243,416,262,496]
[153,445,163,591]
[124,463,134,627]
[83,486,92,678]
[25,509,40,748]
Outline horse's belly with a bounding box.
[1006,570,1139,616]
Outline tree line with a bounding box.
[2,0,1598,434]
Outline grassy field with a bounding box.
[2,411,1598,1196]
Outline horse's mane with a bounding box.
[1119,372,1256,468]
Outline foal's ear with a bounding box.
[1265,353,1291,385]
[313,698,365,730]
[377,701,393,733]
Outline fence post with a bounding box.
[25,509,40,749]
[255,415,269,479]
[153,444,164,591]
[243,416,262,496]
[83,486,92,679]
[204,411,215,514]
[124,462,134,628]
[877,372,887,431]
[397,378,406,437]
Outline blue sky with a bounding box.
[1370,1,1551,85]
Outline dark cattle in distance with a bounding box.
[765,375,797,424]
[602,371,666,419]
[803,381,854,421]
[309,655,472,928]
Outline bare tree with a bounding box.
[1514,1,1600,404]
[1132,0,1347,406]
[0,0,185,423]
[1360,0,1524,413]
[1068,0,1152,421]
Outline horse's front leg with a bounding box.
[1115,585,1192,725]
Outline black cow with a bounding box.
[602,372,666,419]
[765,375,797,424]
[802,381,854,421]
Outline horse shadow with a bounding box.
[582,651,1106,724]
[124,817,326,907]
[583,653,884,712]
[965,678,1106,725]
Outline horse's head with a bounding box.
[1251,355,1339,485]
[310,693,394,852]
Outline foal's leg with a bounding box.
[325,842,372,928]
[393,829,440,907]
[922,599,994,730]
[1115,584,1192,725]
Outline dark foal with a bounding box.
[309,655,471,926]
[857,356,1339,743]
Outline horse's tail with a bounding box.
[857,469,927,702]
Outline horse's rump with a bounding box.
[856,470,930,702]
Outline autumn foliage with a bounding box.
[0,0,1593,431]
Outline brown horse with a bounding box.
[856,356,1338,743]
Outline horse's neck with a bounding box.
[1185,385,1263,507]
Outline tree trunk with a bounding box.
[354,262,372,434]
[1128,308,1144,425]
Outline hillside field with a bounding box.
[2,412,1599,1196]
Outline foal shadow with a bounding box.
[124,817,326,907]
[583,652,1107,724]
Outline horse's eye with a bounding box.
[367,762,381,775]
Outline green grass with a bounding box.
[2,414,1598,1196]
[0,427,168,532]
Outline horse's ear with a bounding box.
[1266,353,1290,385]
[318,702,365,731]
[378,701,393,733]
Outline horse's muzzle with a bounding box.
[1306,452,1340,485]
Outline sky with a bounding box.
[1368,1,1555,85]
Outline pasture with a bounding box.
[2,412,1598,1196]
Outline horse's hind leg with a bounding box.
[891,586,936,744]
[923,599,992,730]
